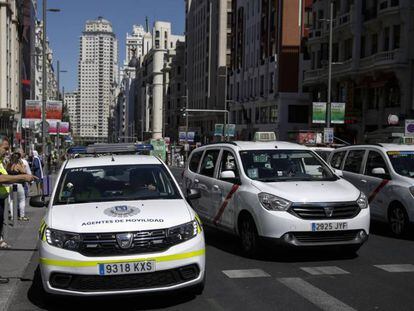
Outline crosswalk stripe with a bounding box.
[374,264,414,272]
[222,269,271,278]
[278,277,357,311]
[301,266,350,275]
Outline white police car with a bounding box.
[33,145,205,296]
[183,141,370,255]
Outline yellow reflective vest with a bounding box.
[0,163,11,199]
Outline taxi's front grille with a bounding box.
[289,202,360,220]
[79,230,170,257]
[292,230,360,243]
[50,265,200,292]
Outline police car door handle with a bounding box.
[213,185,220,191]
[194,179,200,184]
[361,179,367,183]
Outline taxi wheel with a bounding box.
[389,205,409,236]
[239,216,259,257]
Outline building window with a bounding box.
[269,72,274,93]
[360,36,366,58]
[371,33,378,55]
[288,105,309,123]
[260,75,264,96]
[155,31,160,38]
[383,27,390,51]
[344,38,353,60]
[393,25,401,49]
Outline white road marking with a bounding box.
[278,277,357,311]
[301,266,350,275]
[374,264,414,272]
[222,269,271,278]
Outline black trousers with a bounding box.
[0,198,5,239]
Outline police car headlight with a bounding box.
[357,192,368,209]
[45,228,81,251]
[258,193,292,211]
[167,220,198,244]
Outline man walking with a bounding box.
[0,137,36,249]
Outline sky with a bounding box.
[39,0,185,92]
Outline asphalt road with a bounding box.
[7,167,414,311]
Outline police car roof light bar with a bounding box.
[67,144,153,155]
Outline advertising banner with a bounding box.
[187,132,195,142]
[331,102,346,124]
[179,132,187,142]
[25,100,41,119]
[214,124,224,136]
[49,121,69,135]
[298,132,316,145]
[46,101,63,120]
[312,102,326,124]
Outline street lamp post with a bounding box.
[327,0,334,128]
[41,0,60,157]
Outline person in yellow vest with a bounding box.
[0,137,37,249]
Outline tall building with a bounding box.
[228,0,311,140]
[134,21,185,140]
[77,17,118,144]
[185,0,232,142]
[115,24,151,142]
[64,91,79,137]
[303,0,413,143]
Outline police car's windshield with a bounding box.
[239,150,337,182]
[388,151,414,178]
[54,164,181,205]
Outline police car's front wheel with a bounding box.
[389,204,409,237]
[239,215,260,257]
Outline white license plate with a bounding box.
[99,261,156,276]
[311,222,348,232]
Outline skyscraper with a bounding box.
[78,17,118,143]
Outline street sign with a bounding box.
[331,102,345,124]
[179,132,187,142]
[324,127,334,144]
[214,124,224,136]
[405,120,414,137]
[312,102,327,124]
[225,124,236,137]
[187,132,195,142]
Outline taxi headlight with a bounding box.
[258,193,292,211]
[356,192,368,209]
[45,228,81,251]
[167,220,198,244]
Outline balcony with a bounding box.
[359,49,405,70]
[308,29,323,42]
[378,0,399,16]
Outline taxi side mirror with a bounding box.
[372,167,386,175]
[334,169,343,177]
[30,195,49,208]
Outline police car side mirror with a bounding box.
[30,195,49,208]
[333,169,343,177]
[186,188,201,201]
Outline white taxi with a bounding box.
[328,143,414,236]
[33,148,205,296]
[183,141,370,256]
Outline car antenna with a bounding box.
[111,154,115,162]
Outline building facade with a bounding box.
[304,0,413,143]
[228,0,311,141]
[64,91,79,137]
[77,17,118,144]
[185,0,232,142]
[134,21,185,140]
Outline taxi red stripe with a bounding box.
[368,179,389,204]
[213,184,240,225]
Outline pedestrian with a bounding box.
[31,150,43,196]
[7,153,29,221]
[0,137,36,249]
[18,149,32,198]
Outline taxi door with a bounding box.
[342,149,368,192]
[194,149,221,222]
[362,150,392,220]
[210,149,241,230]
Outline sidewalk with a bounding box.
[0,176,55,311]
